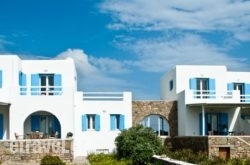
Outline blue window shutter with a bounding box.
[209,79,215,90]
[31,115,40,132]
[119,115,125,130]
[209,79,216,98]
[95,115,100,131]
[82,115,87,131]
[110,115,116,130]
[227,83,234,91]
[31,74,40,95]
[19,72,27,95]
[244,84,250,102]
[0,70,2,88]
[189,78,197,90]
[0,114,3,139]
[244,84,250,95]
[54,74,62,95]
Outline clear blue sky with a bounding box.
[1,0,250,100]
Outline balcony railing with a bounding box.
[19,86,63,96]
[185,89,250,104]
[83,92,125,101]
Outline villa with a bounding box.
[0,55,132,157]
[1,54,250,161]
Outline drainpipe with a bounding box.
[228,106,241,134]
[202,104,205,136]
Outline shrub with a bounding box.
[40,155,65,165]
[115,125,164,165]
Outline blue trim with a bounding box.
[0,70,2,88]
[0,114,3,139]
[82,115,87,131]
[119,115,125,130]
[31,74,40,95]
[95,115,100,131]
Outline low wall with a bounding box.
[166,136,208,152]
[208,136,250,158]
[0,139,73,164]
[165,136,250,159]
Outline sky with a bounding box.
[0,0,250,100]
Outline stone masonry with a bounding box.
[132,101,177,137]
[0,139,73,164]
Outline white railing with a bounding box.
[83,92,124,101]
[19,86,63,96]
[185,89,248,104]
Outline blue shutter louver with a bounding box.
[82,115,87,131]
[54,74,62,95]
[31,74,40,95]
[119,115,125,130]
[110,115,116,130]
[95,115,100,131]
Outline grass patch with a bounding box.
[87,153,132,165]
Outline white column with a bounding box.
[228,106,241,134]
[202,104,205,136]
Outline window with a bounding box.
[189,78,215,98]
[141,115,169,136]
[82,114,100,131]
[169,80,173,91]
[19,72,27,95]
[110,114,125,130]
[0,70,2,88]
[31,74,62,95]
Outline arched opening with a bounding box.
[141,114,169,136]
[23,111,61,139]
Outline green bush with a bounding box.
[40,155,65,165]
[115,125,164,165]
[87,153,132,165]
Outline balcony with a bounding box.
[82,92,131,101]
[19,85,62,96]
[184,89,250,105]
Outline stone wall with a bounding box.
[132,101,177,137]
[0,139,73,164]
[208,136,250,158]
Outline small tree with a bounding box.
[115,125,164,164]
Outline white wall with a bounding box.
[74,92,132,157]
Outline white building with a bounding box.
[161,65,250,136]
[0,55,132,157]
